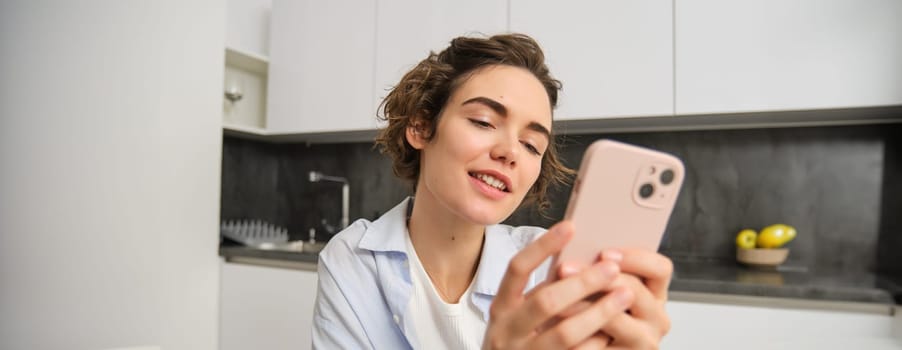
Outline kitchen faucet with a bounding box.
[308,171,349,231]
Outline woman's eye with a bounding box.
[522,142,542,156]
[469,119,493,129]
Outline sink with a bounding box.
[256,240,326,254]
[300,241,327,253]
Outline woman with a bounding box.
[313,33,672,349]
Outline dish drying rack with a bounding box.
[220,219,289,247]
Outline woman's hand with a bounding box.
[549,247,674,349]
[483,221,634,350]
[598,249,673,349]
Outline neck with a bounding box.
[407,192,485,303]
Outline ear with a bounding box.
[405,120,428,150]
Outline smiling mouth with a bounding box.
[468,172,510,192]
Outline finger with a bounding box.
[609,274,668,333]
[508,261,619,336]
[571,332,612,350]
[613,248,673,300]
[523,280,551,299]
[556,260,590,280]
[494,221,574,311]
[556,299,594,320]
[535,299,599,334]
[533,287,634,349]
[602,312,659,349]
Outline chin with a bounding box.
[460,200,518,225]
[469,213,506,226]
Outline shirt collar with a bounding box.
[357,196,520,297]
[357,197,412,253]
[472,225,520,297]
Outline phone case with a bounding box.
[548,139,684,279]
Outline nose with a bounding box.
[490,134,519,167]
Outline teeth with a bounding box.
[474,173,507,191]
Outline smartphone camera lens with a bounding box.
[660,169,675,185]
[639,183,655,198]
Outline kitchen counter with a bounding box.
[669,258,900,314]
[670,259,896,304]
[220,246,319,271]
[218,246,900,312]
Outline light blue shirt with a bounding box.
[312,197,549,349]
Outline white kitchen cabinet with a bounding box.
[675,0,902,115]
[266,0,377,134]
[226,0,271,58]
[509,0,674,121]
[220,261,318,350]
[664,300,900,349]
[374,0,507,119]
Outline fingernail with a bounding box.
[594,262,619,280]
[601,249,623,263]
[602,261,620,275]
[614,288,634,308]
[560,263,580,277]
[554,224,572,239]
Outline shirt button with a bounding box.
[393,314,400,324]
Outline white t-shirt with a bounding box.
[404,231,487,349]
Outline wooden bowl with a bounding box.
[736,247,789,267]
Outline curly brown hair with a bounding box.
[375,33,573,215]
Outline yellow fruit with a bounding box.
[756,224,797,248]
[735,229,758,249]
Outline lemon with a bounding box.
[735,229,758,249]
[757,224,797,248]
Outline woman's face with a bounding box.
[408,65,552,225]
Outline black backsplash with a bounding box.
[221,123,902,276]
[221,139,410,242]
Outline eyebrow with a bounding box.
[461,96,551,141]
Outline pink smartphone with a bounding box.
[547,139,684,281]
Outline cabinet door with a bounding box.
[225,0,271,57]
[374,0,507,121]
[220,262,318,350]
[676,0,902,115]
[664,301,898,349]
[510,0,673,120]
[267,0,377,133]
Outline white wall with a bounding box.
[0,1,223,349]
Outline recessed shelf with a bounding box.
[225,47,268,75]
[223,47,269,135]
[224,122,267,135]
[223,122,272,142]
